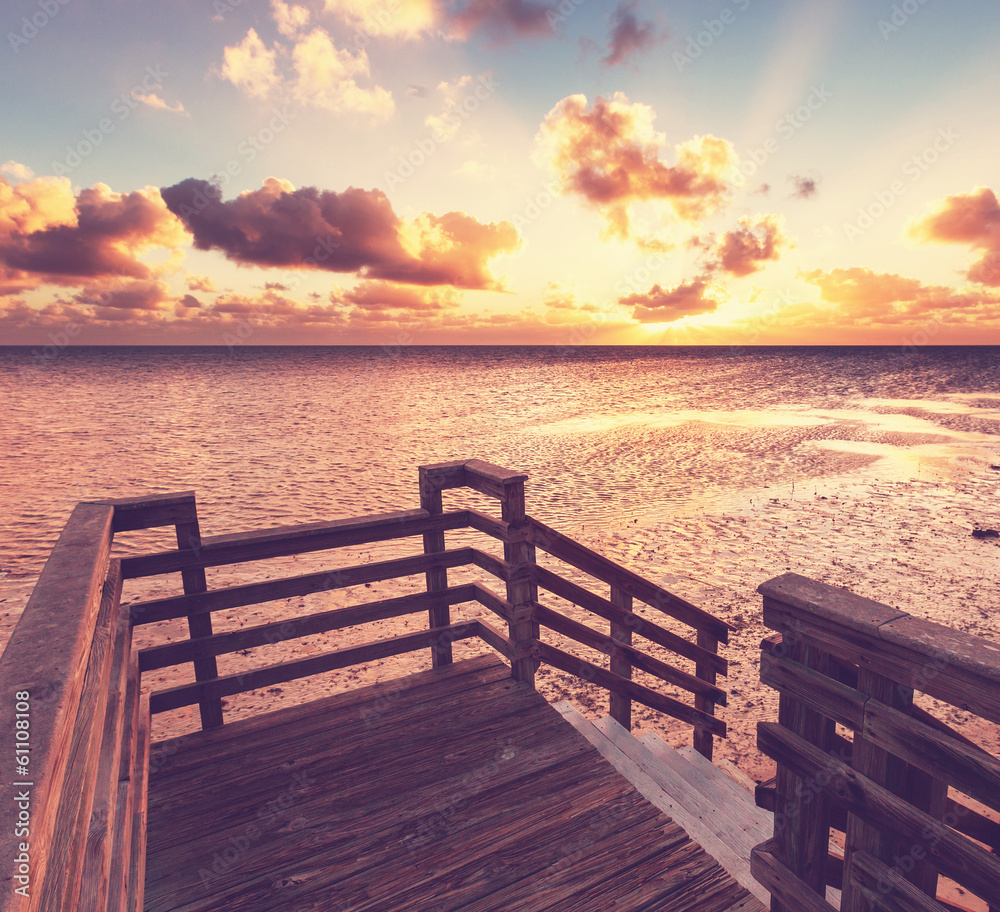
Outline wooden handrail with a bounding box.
[754,574,1000,912]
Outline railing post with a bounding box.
[693,630,718,760]
[771,637,834,912]
[419,466,452,668]
[175,510,224,730]
[609,586,633,730]
[841,669,913,912]
[500,477,535,685]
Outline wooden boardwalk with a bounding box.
[143,655,762,912]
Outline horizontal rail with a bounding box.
[757,721,1000,905]
[138,585,478,671]
[533,565,726,675]
[470,583,516,624]
[121,509,472,578]
[130,548,477,624]
[532,603,727,706]
[750,839,838,912]
[420,458,529,500]
[849,850,947,912]
[527,517,731,643]
[85,492,197,532]
[475,619,518,661]
[149,621,483,714]
[534,641,726,737]
[760,573,1000,724]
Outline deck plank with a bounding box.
[144,656,761,912]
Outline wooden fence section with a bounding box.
[120,458,730,758]
[750,572,1000,912]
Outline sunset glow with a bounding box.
[2,0,999,345]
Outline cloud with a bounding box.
[74,279,173,311]
[910,187,1000,286]
[1,161,34,181]
[186,274,216,292]
[272,0,310,37]
[603,2,665,67]
[1,177,187,291]
[160,177,520,289]
[711,215,789,276]
[291,28,394,120]
[220,29,280,100]
[535,92,736,240]
[797,266,1000,325]
[790,175,819,199]
[332,279,459,312]
[618,278,720,323]
[135,93,188,116]
[448,0,555,40]
[407,84,430,97]
[323,0,440,40]
[426,75,473,142]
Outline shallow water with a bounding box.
[1,345,999,582]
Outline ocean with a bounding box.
[2,345,999,584]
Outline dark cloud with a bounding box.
[0,178,185,288]
[618,278,719,323]
[160,177,519,289]
[448,0,555,40]
[537,93,735,239]
[602,2,665,67]
[911,187,1000,286]
[790,175,819,199]
[406,84,430,97]
[713,215,788,276]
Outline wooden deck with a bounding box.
[143,656,761,912]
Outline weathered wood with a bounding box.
[35,557,122,912]
[176,515,224,730]
[144,656,757,912]
[528,516,731,643]
[106,657,139,912]
[610,586,633,730]
[760,649,866,731]
[419,470,452,667]
[150,622,483,713]
[466,509,523,543]
[120,508,471,578]
[532,603,727,704]
[848,850,947,912]
[751,839,839,912]
[417,459,468,494]
[761,574,1000,725]
[534,642,726,737]
[843,669,915,912]
[862,700,1000,819]
[85,491,198,532]
[533,564,727,675]
[463,458,529,500]
[76,596,132,912]
[474,619,517,661]
[127,694,151,912]
[771,641,835,912]
[470,582,514,623]
[694,630,720,761]
[139,585,477,671]
[130,548,477,625]
[0,503,114,910]
[501,478,536,684]
[757,722,1000,906]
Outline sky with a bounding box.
[1,0,999,346]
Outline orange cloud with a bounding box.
[161,177,519,290]
[711,215,789,277]
[535,93,735,240]
[618,278,720,323]
[910,187,1000,286]
[332,280,459,312]
[0,177,186,292]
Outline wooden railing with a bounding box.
[0,459,732,911]
[751,572,1000,912]
[124,458,730,756]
